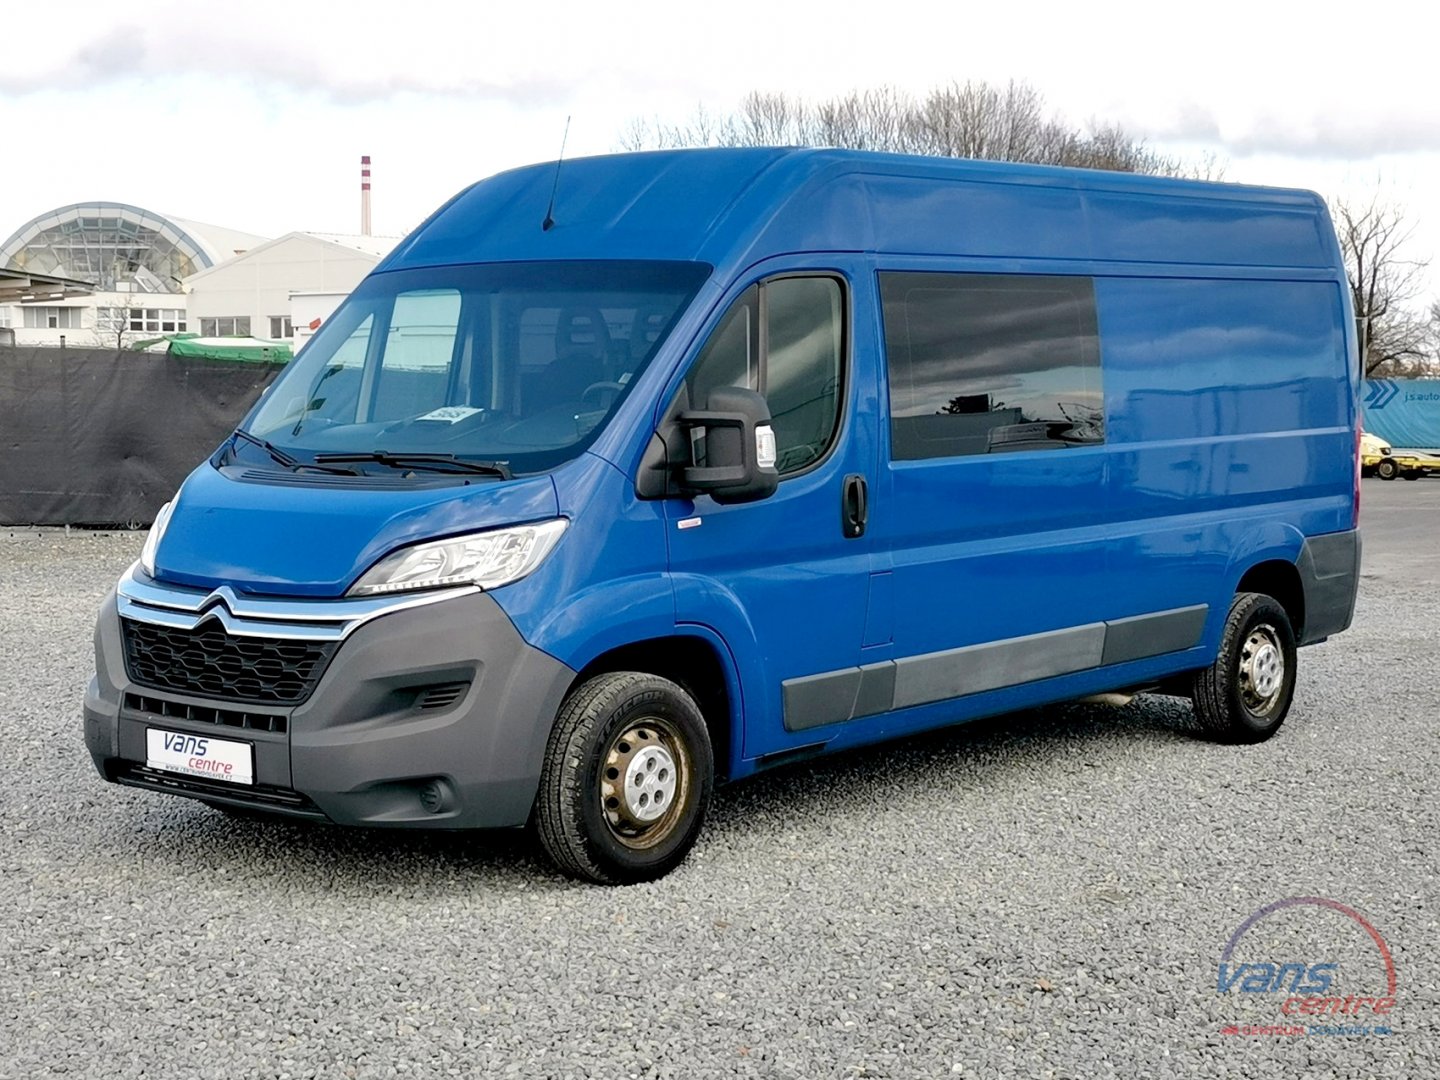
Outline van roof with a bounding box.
[380,147,1338,276]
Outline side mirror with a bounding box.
[678,386,779,504]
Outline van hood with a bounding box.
[149,464,560,598]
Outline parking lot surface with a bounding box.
[2,479,1437,1079]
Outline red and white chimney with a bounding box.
[360,155,372,236]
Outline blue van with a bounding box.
[85,149,1361,884]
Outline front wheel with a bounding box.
[535,672,713,885]
[1191,592,1297,744]
[1377,458,1399,480]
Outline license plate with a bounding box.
[146,728,254,786]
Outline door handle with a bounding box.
[842,473,868,539]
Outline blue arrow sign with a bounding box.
[1364,379,1400,410]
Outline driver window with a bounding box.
[685,276,845,476]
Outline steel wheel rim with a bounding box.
[599,717,690,850]
[1239,623,1286,715]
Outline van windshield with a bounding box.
[243,260,711,476]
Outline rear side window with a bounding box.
[686,275,845,475]
[880,272,1103,460]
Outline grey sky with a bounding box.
[3,0,1437,299]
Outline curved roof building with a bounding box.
[0,202,267,292]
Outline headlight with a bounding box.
[348,519,568,597]
[139,500,174,578]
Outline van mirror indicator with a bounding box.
[755,424,777,470]
[678,386,780,504]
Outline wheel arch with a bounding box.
[571,632,743,783]
[1235,559,1306,641]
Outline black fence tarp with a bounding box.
[1,346,283,525]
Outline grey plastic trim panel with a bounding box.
[893,623,1106,709]
[1296,529,1361,645]
[1101,605,1208,666]
[781,604,1210,732]
[853,662,896,720]
[782,661,899,732]
[782,668,862,732]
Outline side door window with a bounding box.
[685,275,845,475]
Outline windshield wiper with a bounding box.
[229,428,360,475]
[231,426,299,467]
[312,451,512,480]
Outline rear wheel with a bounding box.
[1191,592,1297,744]
[1403,470,1421,481]
[1376,458,1399,480]
[535,672,713,885]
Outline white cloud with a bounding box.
[2,0,1437,297]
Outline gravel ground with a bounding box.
[2,480,1437,1079]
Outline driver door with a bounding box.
[664,269,879,760]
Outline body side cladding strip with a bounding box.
[852,662,896,720]
[1101,604,1208,666]
[755,740,831,771]
[782,668,862,732]
[893,623,1106,709]
[780,604,1210,732]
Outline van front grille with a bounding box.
[110,762,327,820]
[121,618,338,705]
[124,692,288,734]
[417,682,470,710]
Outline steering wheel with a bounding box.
[581,381,626,406]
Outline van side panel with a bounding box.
[1080,192,1332,268]
[785,175,1333,270]
[1101,279,1350,447]
[1098,276,1353,643]
[491,453,676,670]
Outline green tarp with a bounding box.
[131,334,293,363]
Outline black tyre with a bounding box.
[1191,592,1297,744]
[535,672,713,885]
[1376,458,1398,480]
[1403,471,1420,481]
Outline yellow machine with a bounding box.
[1361,431,1440,480]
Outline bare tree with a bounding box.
[93,305,139,351]
[620,80,1209,179]
[1333,196,1432,377]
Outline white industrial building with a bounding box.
[183,231,397,344]
[0,202,268,348]
[3,159,397,351]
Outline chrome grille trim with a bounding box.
[116,564,478,641]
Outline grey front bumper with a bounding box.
[84,587,576,828]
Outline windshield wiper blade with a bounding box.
[231,427,299,467]
[312,451,512,479]
[229,428,360,475]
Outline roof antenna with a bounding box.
[542,116,571,232]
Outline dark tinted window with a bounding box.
[880,273,1103,460]
[686,275,845,475]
